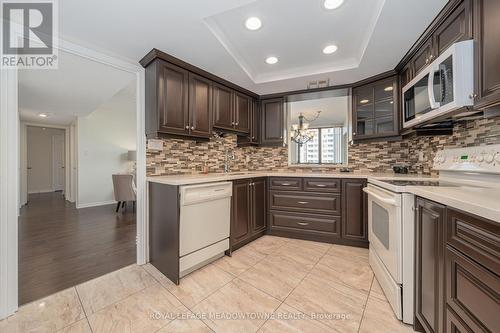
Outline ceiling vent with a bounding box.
[307,79,330,89]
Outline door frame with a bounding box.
[51,133,65,192]
[0,38,146,319]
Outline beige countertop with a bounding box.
[147,171,434,186]
[408,185,500,222]
[147,171,500,222]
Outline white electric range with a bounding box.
[364,144,500,325]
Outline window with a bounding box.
[297,127,345,164]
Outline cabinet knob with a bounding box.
[185,125,189,130]
[469,93,478,100]
[353,132,356,136]
[429,54,434,60]
[191,126,195,130]
[231,122,235,126]
[425,58,429,64]
[235,122,239,126]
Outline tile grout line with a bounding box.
[356,275,375,333]
[74,286,95,333]
[254,244,333,332]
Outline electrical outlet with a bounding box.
[147,139,163,151]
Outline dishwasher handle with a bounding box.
[180,182,232,206]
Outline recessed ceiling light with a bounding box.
[38,113,48,118]
[384,86,394,91]
[265,56,278,64]
[323,44,338,54]
[324,0,344,10]
[360,99,369,104]
[245,17,262,31]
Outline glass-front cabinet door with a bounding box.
[353,75,399,140]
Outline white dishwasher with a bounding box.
[179,182,232,277]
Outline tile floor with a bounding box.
[0,236,414,333]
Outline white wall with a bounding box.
[77,85,136,208]
[26,126,65,193]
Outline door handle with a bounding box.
[362,187,399,206]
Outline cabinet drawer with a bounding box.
[446,246,500,333]
[269,177,302,191]
[446,307,472,333]
[303,178,341,193]
[446,208,500,276]
[269,210,338,234]
[269,191,341,215]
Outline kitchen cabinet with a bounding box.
[250,100,260,144]
[153,60,189,137]
[234,92,250,133]
[473,0,500,109]
[213,85,252,134]
[213,83,234,131]
[188,73,212,138]
[260,98,284,146]
[341,179,368,245]
[352,75,399,140]
[267,177,366,247]
[415,197,445,333]
[144,60,213,139]
[444,208,500,333]
[231,178,267,250]
[399,0,472,86]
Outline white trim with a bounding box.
[76,200,117,209]
[28,189,57,194]
[0,37,146,319]
[0,67,19,319]
[51,134,65,192]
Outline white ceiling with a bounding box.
[19,50,135,125]
[57,0,447,94]
[290,95,348,127]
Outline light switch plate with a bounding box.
[147,139,163,151]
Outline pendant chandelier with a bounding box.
[290,111,321,146]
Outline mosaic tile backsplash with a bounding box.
[147,116,500,177]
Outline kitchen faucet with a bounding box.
[224,149,235,173]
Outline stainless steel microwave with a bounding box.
[402,40,475,129]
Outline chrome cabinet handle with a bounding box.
[315,184,327,187]
[296,222,310,226]
[297,201,309,205]
[281,183,291,186]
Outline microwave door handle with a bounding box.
[440,64,449,103]
[428,64,441,109]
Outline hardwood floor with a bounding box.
[19,192,136,305]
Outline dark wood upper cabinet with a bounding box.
[157,61,189,136]
[352,75,399,141]
[473,0,500,109]
[412,38,435,76]
[250,100,260,144]
[341,179,367,245]
[234,92,251,133]
[212,83,234,131]
[260,98,284,146]
[188,73,212,138]
[415,197,446,333]
[433,0,472,56]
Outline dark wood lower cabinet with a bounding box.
[230,178,266,251]
[415,197,446,333]
[415,197,500,333]
[341,179,368,246]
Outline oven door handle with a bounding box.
[363,187,400,207]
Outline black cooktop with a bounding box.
[380,180,460,187]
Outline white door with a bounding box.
[364,184,402,283]
[52,134,65,191]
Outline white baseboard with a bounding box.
[76,200,116,209]
[28,189,56,194]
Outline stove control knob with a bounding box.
[439,156,446,163]
[485,154,494,164]
[495,152,500,163]
[477,154,484,163]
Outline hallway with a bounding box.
[19,192,136,305]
